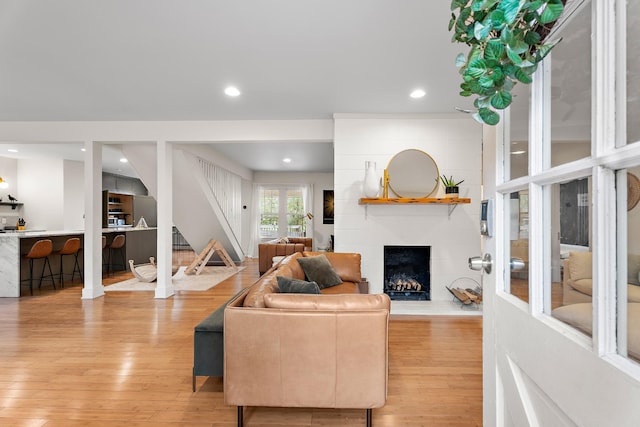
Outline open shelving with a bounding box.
[358,197,471,218]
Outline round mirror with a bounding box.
[387,149,439,198]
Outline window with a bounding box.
[258,186,307,240]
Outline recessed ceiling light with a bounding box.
[7,149,18,153]
[511,150,526,155]
[224,86,241,97]
[282,158,292,163]
[120,158,128,163]
[410,89,426,98]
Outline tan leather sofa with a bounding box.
[562,251,640,305]
[258,237,312,275]
[224,251,389,426]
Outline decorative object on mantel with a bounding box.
[363,161,380,198]
[385,149,439,198]
[439,175,464,199]
[449,0,565,125]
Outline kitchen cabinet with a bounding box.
[102,191,134,228]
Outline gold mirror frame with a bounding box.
[386,149,439,198]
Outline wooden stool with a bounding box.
[106,234,126,275]
[54,237,83,288]
[24,239,55,295]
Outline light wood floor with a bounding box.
[0,255,482,427]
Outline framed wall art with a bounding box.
[323,190,334,224]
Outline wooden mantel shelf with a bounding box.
[358,197,471,205]
[359,197,471,219]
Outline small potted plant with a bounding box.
[440,175,464,199]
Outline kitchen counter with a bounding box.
[0,227,157,297]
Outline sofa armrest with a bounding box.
[224,295,389,409]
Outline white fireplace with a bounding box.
[333,113,482,303]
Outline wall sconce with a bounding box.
[0,177,8,189]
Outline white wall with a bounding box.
[253,171,334,251]
[0,156,19,227]
[18,158,65,231]
[63,159,85,230]
[333,114,482,301]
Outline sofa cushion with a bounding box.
[268,237,290,244]
[628,253,640,286]
[304,251,362,283]
[243,273,280,308]
[568,251,592,281]
[572,278,593,296]
[297,254,343,289]
[263,293,390,310]
[628,285,640,302]
[278,252,306,280]
[553,303,640,360]
[276,276,321,294]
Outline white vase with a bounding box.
[363,161,379,198]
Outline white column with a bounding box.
[155,140,174,299]
[82,141,105,299]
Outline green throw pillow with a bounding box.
[296,254,343,289]
[276,276,321,294]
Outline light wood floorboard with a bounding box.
[0,255,482,426]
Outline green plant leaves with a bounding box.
[491,90,513,109]
[484,40,505,62]
[449,0,564,125]
[539,0,563,24]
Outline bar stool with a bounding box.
[106,234,126,275]
[23,239,55,295]
[53,237,83,288]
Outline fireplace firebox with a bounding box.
[383,246,430,300]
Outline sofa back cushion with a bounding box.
[569,251,592,281]
[263,293,390,310]
[276,276,321,294]
[243,273,280,308]
[297,254,343,289]
[304,252,362,283]
[277,252,306,280]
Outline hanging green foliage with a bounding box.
[449,0,565,125]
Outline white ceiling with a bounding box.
[0,0,472,175]
[0,1,616,174]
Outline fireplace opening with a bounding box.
[383,246,430,301]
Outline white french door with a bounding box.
[482,1,640,425]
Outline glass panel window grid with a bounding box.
[620,166,640,363]
[550,4,592,168]
[627,0,640,144]
[286,189,306,237]
[508,83,531,180]
[259,187,307,239]
[259,189,279,239]
[507,191,529,304]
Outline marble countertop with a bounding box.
[0,227,156,238]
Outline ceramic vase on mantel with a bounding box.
[445,186,460,199]
[363,161,380,198]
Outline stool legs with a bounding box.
[28,256,56,295]
[58,250,83,288]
